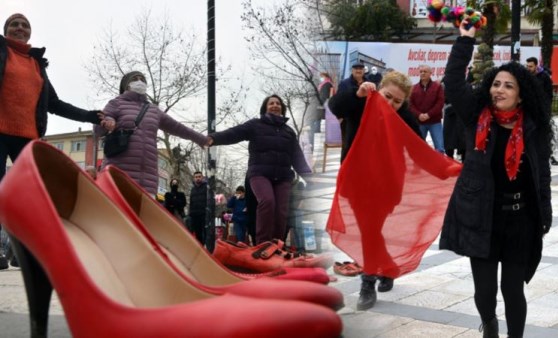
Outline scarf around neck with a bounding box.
[475,106,524,180]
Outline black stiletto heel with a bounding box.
[9,235,53,338]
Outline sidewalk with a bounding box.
[1,132,558,337]
[310,131,558,337]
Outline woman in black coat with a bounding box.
[440,23,553,338]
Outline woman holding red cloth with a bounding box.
[329,71,428,310]
[440,23,553,338]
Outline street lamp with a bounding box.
[511,0,520,61]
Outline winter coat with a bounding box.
[409,79,445,124]
[189,181,207,216]
[440,37,552,282]
[164,189,186,218]
[209,114,311,182]
[442,102,466,151]
[95,91,207,195]
[0,36,101,137]
[227,195,247,225]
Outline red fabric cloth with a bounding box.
[475,107,524,180]
[326,92,462,279]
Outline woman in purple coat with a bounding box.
[96,71,209,195]
[208,95,312,244]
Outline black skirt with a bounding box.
[488,201,537,264]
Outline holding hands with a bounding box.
[100,115,116,132]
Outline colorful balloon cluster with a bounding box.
[427,0,487,30]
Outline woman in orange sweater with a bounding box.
[0,13,112,269]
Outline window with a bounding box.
[52,142,64,151]
[71,140,86,152]
[158,177,168,194]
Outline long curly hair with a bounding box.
[475,62,555,155]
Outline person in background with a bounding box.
[208,94,312,245]
[188,171,208,245]
[227,186,248,243]
[526,57,553,104]
[440,22,553,338]
[95,71,209,196]
[525,56,558,165]
[164,178,187,224]
[318,71,335,104]
[0,13,112,269]
[331,62,369,162]
[312,71,335,134]
[367,66,383,87]
[409,65,445,153]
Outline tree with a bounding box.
[242,0,330,105]
[86,9,246,191]
[524,0,555,67]
[324,0,416,41]
[241,0,346,156]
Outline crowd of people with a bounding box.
[0,10,556,338]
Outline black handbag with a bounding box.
[103,102,150,157]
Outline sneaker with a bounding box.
[377,277,394,292]
[356,279,377,310]
[0,255,8,270]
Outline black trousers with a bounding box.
[0,133,32,244]
[470,257,527,337]
[189,214,206,247]
[0,133,31,181]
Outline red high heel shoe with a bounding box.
[0,141,343,338]
[96,165,344,310]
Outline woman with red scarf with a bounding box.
[440,23,553,338]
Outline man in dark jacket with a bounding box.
[331,62,368,162]
[188,171,207,246]
[526,57,558,165]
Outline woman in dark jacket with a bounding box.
[208,94,312,245]
[440,23,552,338]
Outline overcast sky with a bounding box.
[0,0,255,135]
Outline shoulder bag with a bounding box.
[103,102,150,157]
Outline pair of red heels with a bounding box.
[213,239,334,275]
[0,141,343,338]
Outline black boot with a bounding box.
[0,255,7,270]
[356,279,377,311]
[5,243,19,267]
[479,317,498,338]
[377,277,394,292]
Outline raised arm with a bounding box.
[443,24,478,126]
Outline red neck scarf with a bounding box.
[475,106,524,180]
